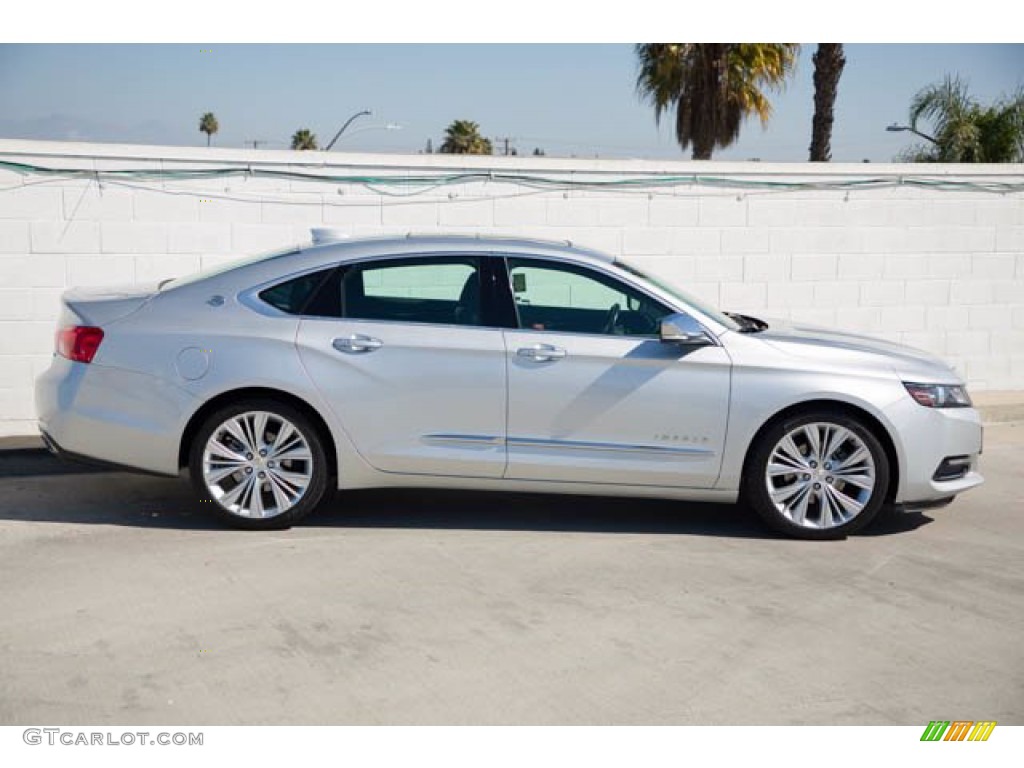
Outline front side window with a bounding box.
[506,258,671,337]
[342,257,483,326]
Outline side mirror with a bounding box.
[659,313,714,345]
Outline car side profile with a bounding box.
[35,233,984,539]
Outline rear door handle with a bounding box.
[333,334,383,354]
[517,344,566,362]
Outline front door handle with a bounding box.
[333,334,383,354]
[517,344,566,362]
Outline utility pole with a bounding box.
[494,136,516,156]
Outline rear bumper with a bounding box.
[35,355,195,477]
[40,429,175,477]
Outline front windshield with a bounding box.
[616,259,741,332]
[160,246,301,291]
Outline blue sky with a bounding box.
[0,44,1021,161]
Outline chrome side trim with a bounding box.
[422,433,504,447]
[422,434,714,457]
[507,436,714,457]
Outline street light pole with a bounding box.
[325,110,372,151]
[886,123,938,145]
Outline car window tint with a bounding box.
[507,259,670,337]
[259,269,333,315]
[343,258,482,326]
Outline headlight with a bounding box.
[903,382,972,408]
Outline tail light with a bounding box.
[56,326,104,363]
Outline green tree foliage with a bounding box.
[291,129,318,151]
[439,120,493,155]
[900,76,1024,162]
[635,43,798,159]
[199,112,219,147]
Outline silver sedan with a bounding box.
[35,234,983,539]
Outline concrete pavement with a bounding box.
[0,423,1021,725]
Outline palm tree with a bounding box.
[439,120,493,155]
[291,129,318,151]
[899,76,1024,163]
[809,44,846,161]
[199,112,219,147]
[635,43,798,160]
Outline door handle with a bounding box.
[333,335,383,354]
[517,344,566,362]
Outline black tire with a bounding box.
[188,398,330,530]
[741,409,891,540]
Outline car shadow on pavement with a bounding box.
[306,488,934,539]
[0,451,934,538]
[312,488,775,538]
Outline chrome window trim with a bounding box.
[239,248,723,343]
[243,251,500,328]
[296,316,509,334]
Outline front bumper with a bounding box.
[887,396,984,504]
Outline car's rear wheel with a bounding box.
[742,410,890,540]
[189,399,329,530]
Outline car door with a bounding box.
[501,256,731,488]
[295,254,507,478]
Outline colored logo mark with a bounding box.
[920,721,996,742]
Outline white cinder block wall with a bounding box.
[0,139,1022,437]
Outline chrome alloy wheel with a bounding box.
[764,422,876,530]
[201,410,313,518]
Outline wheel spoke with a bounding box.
[823,425,852,463]
[776,435,809,469]
[252,412,269,450]
[270,421,296,455]
[820,486,837,528]
[770,479,808,505]
[266,472,293,511]
[205,464,243,485]
[251,481,265,517]
[219,474,253,510]
[275,445,312,462]
[207,439,247,464]
[834,471,874,491]
[833,445,868,472]
[240,414,261,455]
[270,467,311,490]
[826,484,864,517]
[789,483,813,526]
[767,461,803,477]
[803,424,823,464]
[223,417,253,454]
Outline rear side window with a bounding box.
[258,269,334,315]
[261,256,493,326]
[341,257,483,326]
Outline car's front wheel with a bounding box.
[189,399,330,530]
[742,410,890,540]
